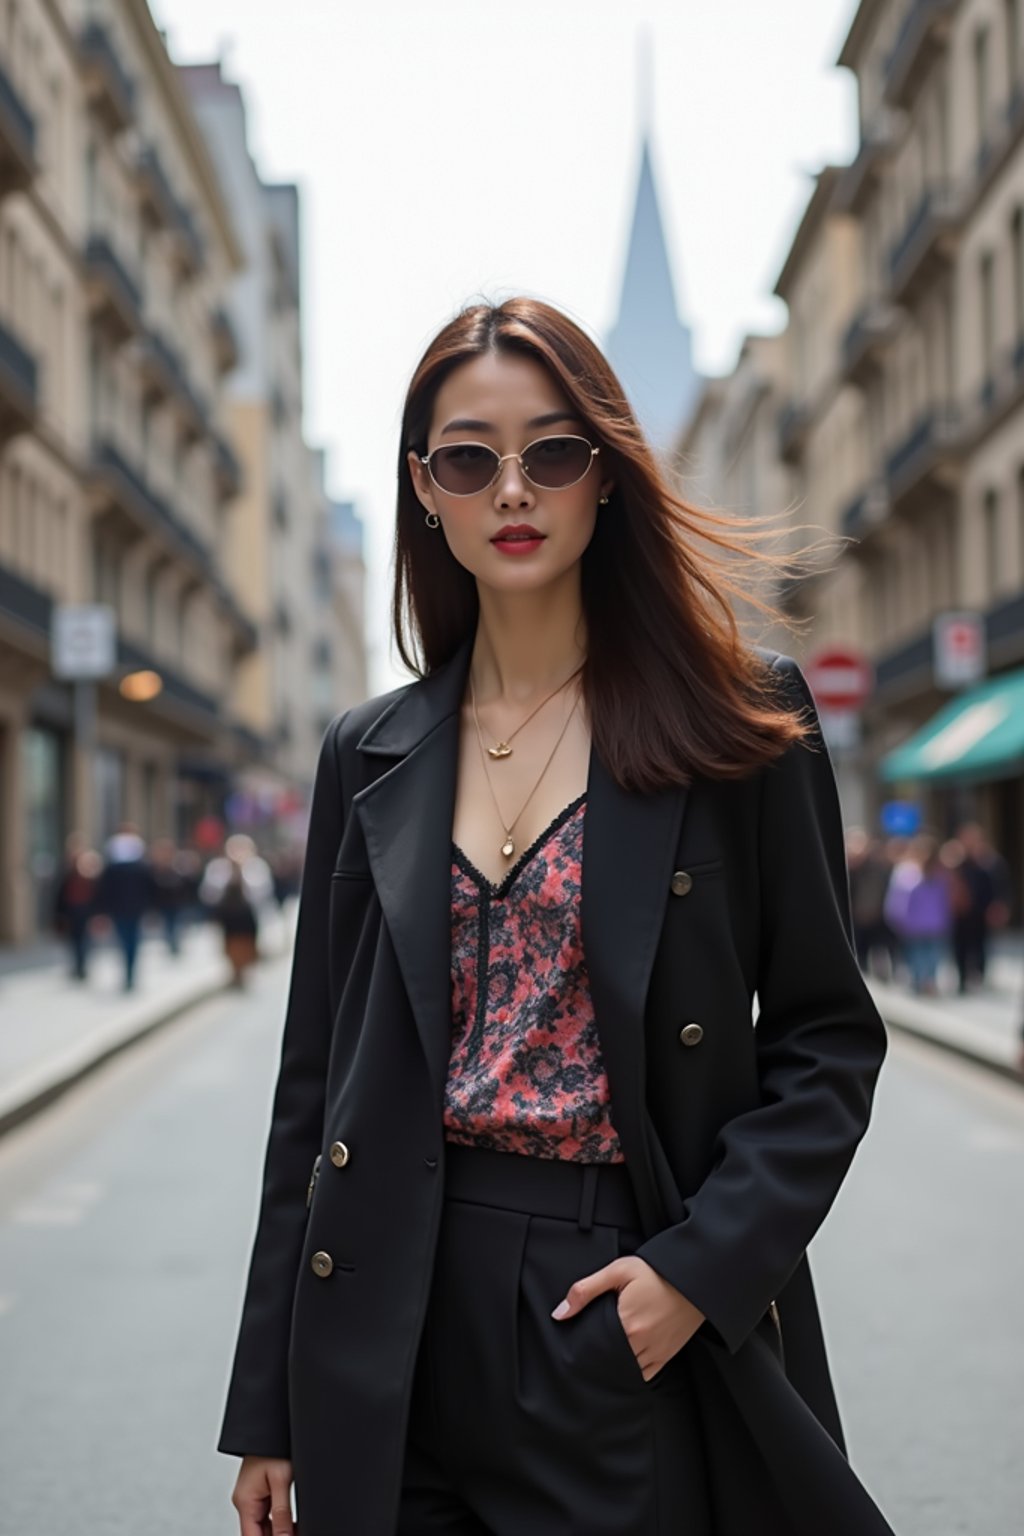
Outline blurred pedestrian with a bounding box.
[94,823,155,991]
[149,837,190,956]
[200,833,274,914]
[883,833,952,995]
[950,821,1012,992]
[53,833,101,981]
[214,862,260,987]
[846,828,897,981]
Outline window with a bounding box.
[974,25,991,142]
[979,250,996,383]
[1006,0,1021,92]
[1012,206,1024,339]
[983,488,1000,595]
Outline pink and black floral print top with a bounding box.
[444,793,624,1162]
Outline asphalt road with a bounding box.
[0,960,1020,1535]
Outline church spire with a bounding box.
[604,27,700,454]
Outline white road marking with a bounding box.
[11,1180,103,1227]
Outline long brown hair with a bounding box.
[393,296,833,793]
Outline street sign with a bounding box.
[51,604,116,680]
[880,800,922,837]
[804,645,873,712]
[933,611,984,688]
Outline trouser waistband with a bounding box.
[442,1142,643,1232]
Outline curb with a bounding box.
[0,965,232,1139]
[868,984,1024,1086]
[0,918,296,1141]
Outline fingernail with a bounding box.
[551,1299,570,1319]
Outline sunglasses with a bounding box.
[419,434,600,497]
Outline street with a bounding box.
[0,961,1021,1535]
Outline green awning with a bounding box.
[879,665,1024,784]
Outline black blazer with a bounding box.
[218,635,896,1536]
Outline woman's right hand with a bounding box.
[231,1455,296,1536]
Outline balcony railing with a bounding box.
[89,438,211,571]
[0,318,39,442]
[883,0,957,110]
[0,61,37,196]
[833,108,903,215]
[888,181,961,303]
[841,300,899,386]
[79,22,136,134]
[169,203,204,279]
[84,235,142,342]
[0,561,51,641]
[776,400,811,464]
[841,480,890,543]
[210,307,239,373]
[885,404,962,508]
[213,434,242,500]
[135,145,179,230]
[118,635,219,726]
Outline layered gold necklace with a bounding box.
[469,667,583,860]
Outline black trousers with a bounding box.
[397,1143,713,1536]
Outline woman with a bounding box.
[219,298,896,1536]
[214,860,261,988]
[883,833,952,996]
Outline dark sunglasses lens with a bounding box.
[522,437,592,488]
[429,444,499,494]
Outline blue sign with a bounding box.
[880,800,922,837]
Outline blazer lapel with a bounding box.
[582,747,691,1229]
[353,633,693,1220]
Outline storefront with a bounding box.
[879,664,1024,925]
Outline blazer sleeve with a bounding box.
[634,654,888,1354]
[217,710,349,1459]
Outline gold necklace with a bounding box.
[470,676,581,859]
[474,662,585,758]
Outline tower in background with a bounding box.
[605,29,701,455]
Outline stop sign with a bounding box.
[804,646,873,712]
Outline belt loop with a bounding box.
[578,1164,598,1231]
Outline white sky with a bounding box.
[153,0,860,693]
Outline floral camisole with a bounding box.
[444,792,624,1162]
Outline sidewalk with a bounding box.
[0,908,295,1137]
[863,933,1024,1081]
[1,913,1020,1142]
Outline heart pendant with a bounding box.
[488,743,513,759]
[501,837,515,858]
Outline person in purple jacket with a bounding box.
[882,833,953,995]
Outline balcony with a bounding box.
[841,300,900,387]
[135,145,179,230]
[87,438,211,572]
[841,479,891,545]
[212,434,242,500]
[885,404,963,513]
[132,329,208,443]
[888,182,961,304]
[973,81,1024,210]
[210,307,239,374]
[776,400,811,464]
[134,333,178,406]
[833,108,903,215]
[0,62,37,197]
[118,635,219,731]
[0,562,52,648]
[958,336,1024,453]
[78,22,136,135]
[883,0,958,110]
[84,235,142,343]
[0,319,39,443]
[168,203,204,280]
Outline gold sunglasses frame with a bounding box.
[419,434,600,498]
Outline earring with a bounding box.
[425,510,440,528]
[598,495,609,505]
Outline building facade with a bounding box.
[0,9,367,947]
[669,0,1024,906]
